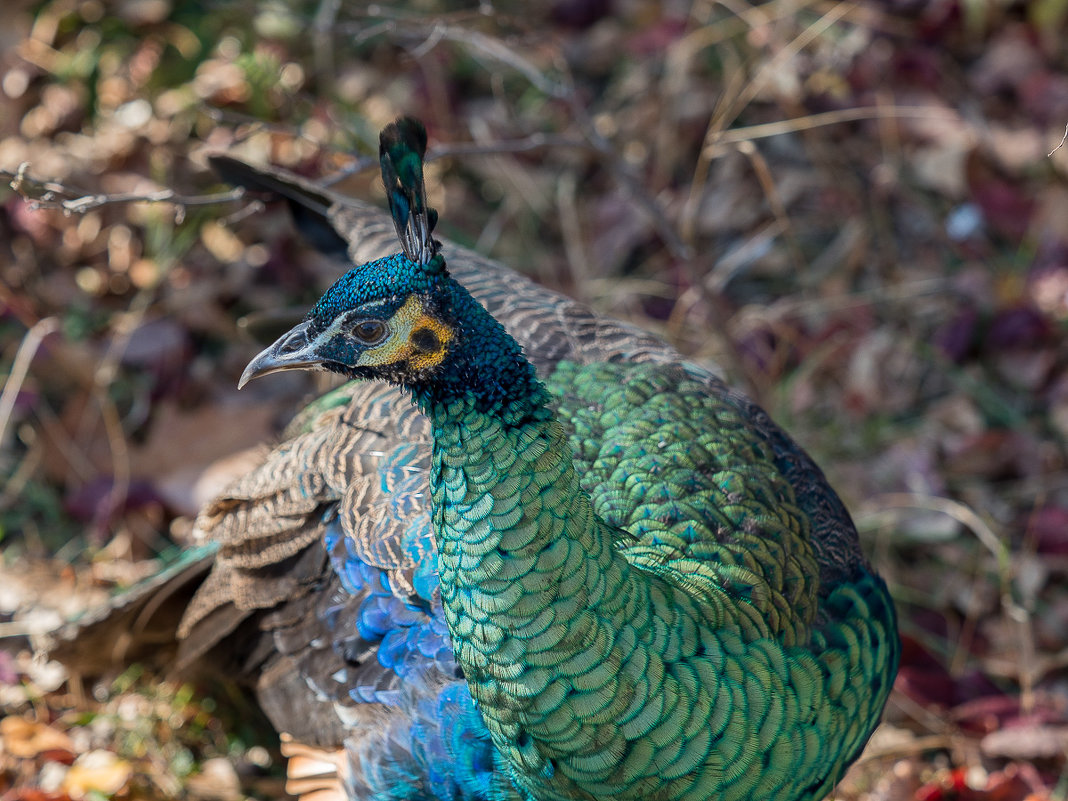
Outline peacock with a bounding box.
[56,118,898,801]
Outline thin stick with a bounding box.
[1049,121,1068,157]
[704,105,961,155]
[870,492,1037,713]
[709,1,854,138]
[5,163,245,219]
[0,318,59,448]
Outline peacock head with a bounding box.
[239,116,533,412]
[238,251,460,389]
[240,116,461,390]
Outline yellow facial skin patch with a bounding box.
[357,295,453,371]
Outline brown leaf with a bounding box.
[61,751,132,800]
[0,717,75,759]
[969,26,1043,97]
[131,400,278,515]
[966,155,1036,241]
[185,757,241,801]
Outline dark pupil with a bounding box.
[355,321,385,342]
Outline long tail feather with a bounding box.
[379,117,439,265]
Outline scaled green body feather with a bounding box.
[425,358,895,801]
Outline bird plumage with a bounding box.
[54,118,897,801]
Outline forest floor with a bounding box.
[1,0,1068,799]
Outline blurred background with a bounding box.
[1,0,1067,798]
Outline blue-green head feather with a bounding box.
[240,118,541,417]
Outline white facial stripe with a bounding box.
[312,313,354,355]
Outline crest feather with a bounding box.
[379,117,441,270]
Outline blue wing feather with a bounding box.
[315,437,497,800]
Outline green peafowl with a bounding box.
[56,118,897,801]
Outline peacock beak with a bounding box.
[239,319,322,388]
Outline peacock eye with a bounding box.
[353,319,388,344]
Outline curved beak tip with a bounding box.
[237,349,274,389]
[237,320,318,389]
[239,322,324,393]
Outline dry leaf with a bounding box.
[61,750,132,799]
[0,716,75,759]
[982,725,1068,760]
[185,757,241,801]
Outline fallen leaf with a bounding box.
[0,716,75,759]
[982,725,1068,761]
[61,750,132,800]
[185,756,241,801]
[0,650,17,684]
[1022,507,1068,554]
[969,26,1043,97]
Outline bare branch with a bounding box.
[4,163,247,219]
[0,318,60,449]
[702,105,962,155]
[1049,120,1068,157]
